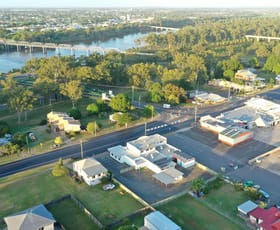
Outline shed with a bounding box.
[144,211,181,230]
[237,200,258,216]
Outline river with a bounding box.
[0,32,148,73]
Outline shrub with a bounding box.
[68,107,82,120]
[54,136,63,146]
[67,131,76,139]
[52,158,69,177]
[52,164,69,177]
[39,119,47,126]
[0,121,10,137]
[86,103,99,115]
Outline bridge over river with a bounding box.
[0,39,125,55]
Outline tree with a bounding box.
[54,136,63,146]
[52,158,69,177]
[86,103,99,115]
[0,121,10,137]
[113,112,132,127]
[190,178,206,196]
[60,80,83,108]
[5,85,36,124]
[148,82,162,103]
[109,94,131,112]
[143,105,155,118]
[87,122,99,135]
[68,107,82,120]
[162,83,185,104]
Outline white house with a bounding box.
[73,158,107,186]
[4,204,56,230]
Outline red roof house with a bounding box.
[249,207,280,230]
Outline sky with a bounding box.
[1,0,280,8]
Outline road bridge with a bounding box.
[245,35,280,42]
[149,26,179,32]
[0,38,122,55]
[0,38,155,56]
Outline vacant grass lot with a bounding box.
[157,183,248,230]
[48,198,98,230]
[0,165,143,225]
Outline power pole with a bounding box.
[194,105,198,126]
[131,86,134,104]
[145,122,147,136]
[80,140,84,159]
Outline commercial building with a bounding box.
[108,134,195,185]
[218,126,254,146]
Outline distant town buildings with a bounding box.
[200,97,280,146]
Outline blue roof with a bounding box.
[145,211,181,230]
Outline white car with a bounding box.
[102,183,115,191]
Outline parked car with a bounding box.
[243,180,254,188]
[102,183,115,191]
[259,189,270,201]
[253,184,261,190]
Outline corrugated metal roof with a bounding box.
[145,211,181,230]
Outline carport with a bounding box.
[152,167,183,187]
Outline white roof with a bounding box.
[128,134,166,152]
[145,211,181,230]
[237,200,258,215]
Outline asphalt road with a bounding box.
[1,91,280,203]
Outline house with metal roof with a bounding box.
[73,157,107,186]
[235,69,257,82]
[143,211,181,230]
[249,207,280,230]
[4,204,56,230]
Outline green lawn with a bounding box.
[0,166,143,225]
[157,183,248,230]
[48,198,99,230]
[205,183,248,223]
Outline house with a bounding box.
[47,111,81,133]
[237,200,258,216]
[249,207,280,230]
[73,158,107,186]
[235,69,257,82]
[142,211,181,230]
[4,204,56,230]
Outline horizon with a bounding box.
[1,0,280,9]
